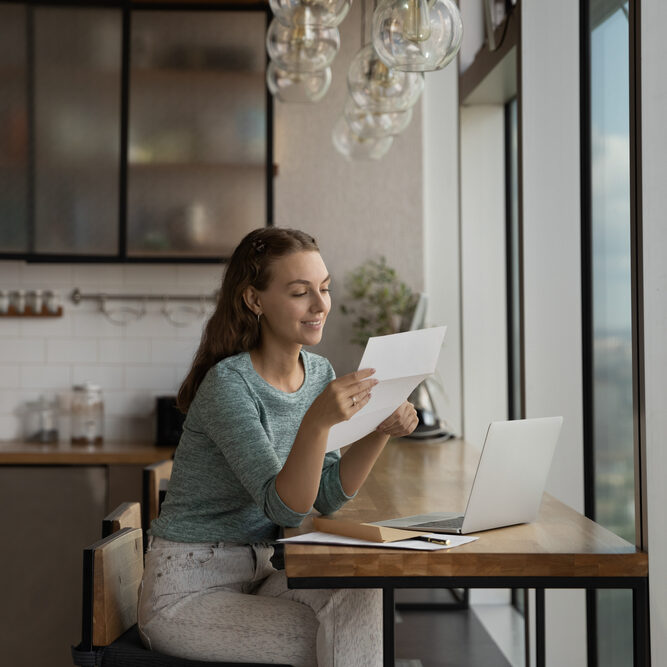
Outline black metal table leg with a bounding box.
[383,587,395,667]
[633,578,650,666]
[535,588,545,667]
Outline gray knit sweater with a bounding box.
[150,349,354,543]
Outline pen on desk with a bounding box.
[416,536,451,546]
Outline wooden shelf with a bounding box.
[0,305,63,318]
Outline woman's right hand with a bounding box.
[307,369,378,429]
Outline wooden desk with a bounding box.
[284,439,649,667]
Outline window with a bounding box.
[584,1,637,664]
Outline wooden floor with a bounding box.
[394,591,512,667]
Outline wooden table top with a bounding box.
[0,441,176,465]
[285,438,648,580]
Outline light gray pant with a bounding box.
[138,536,382,667]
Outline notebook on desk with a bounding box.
[374,416,563,535]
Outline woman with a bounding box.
[138,227,418,666]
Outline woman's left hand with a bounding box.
[376,401,419,437]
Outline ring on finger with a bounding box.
[352,395,357,407]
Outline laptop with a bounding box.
[374,416,563,535]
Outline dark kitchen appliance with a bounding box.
[156,395,185,447]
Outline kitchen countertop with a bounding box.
[0,441,176,464]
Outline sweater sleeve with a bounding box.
[312,359,357,515]
[193,366,308,528]
[313,450,356,515]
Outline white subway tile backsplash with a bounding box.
[151,338,199,365]
[0,338,46,363]
[72,265,124,288]
[47,338,98,364]
[121,312,172,339]
[124,264,178,288]
[125,366,176,391]
[20,365,71,389]
[72,364,124,390]
[0,260,25,284]
[1,261,210,441]
[163,311,211,339]
[0,365,20,388]
[0,390,22,414]
[19,314,74,338]
[174,365,190,386]
[0,319,22,336]
[175,263,223,287]
[20,263,73,286]
[105,390,154,416]
[72,311,125,338]
[99,338,151,364]
[103,416,129,442]
[0,414,21,440]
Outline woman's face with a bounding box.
[255,251,331,348]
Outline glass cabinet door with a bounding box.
[0,3,28,253]
[33,7,122,256]
[127,10,267,259]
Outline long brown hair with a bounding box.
[176,227,320,413]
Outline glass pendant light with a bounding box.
[266,17,340,73]
[347,44,424,112]
[267,62,332,103]
[371,0,463,72]
[269,0,352,28]
[344,96,413,139]
[332,116,393,160]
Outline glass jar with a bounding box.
[71,382,104,445]
[23,396,59,444]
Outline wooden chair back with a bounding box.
[102,501,142,538]
[81,527,144,650]
[142,459,173,531]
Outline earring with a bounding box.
[257,311,262,324]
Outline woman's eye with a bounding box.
[292,288,330,297]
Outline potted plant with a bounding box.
[340,256,417,347]
[340,257,452,441]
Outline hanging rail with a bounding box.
[70,288,218,327]
[70,288,218,304]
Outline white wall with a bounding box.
[422,61,462,435]
[459,0,486,73]
[460,104,508,447]
[522,1,586,665]
[641,1,667,659]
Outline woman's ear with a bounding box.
[242,286,262,317]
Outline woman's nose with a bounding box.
[311,293,328,313]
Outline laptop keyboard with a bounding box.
[410,516,464,530]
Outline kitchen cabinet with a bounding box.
[0,2,271,262]
[0,442,176,667]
